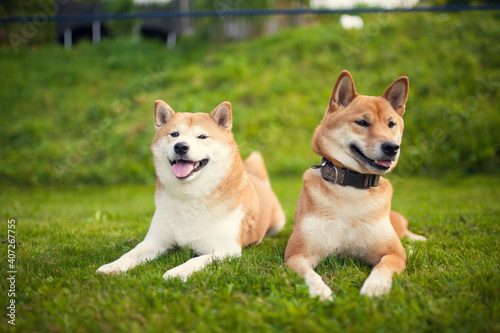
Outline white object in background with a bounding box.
[311,0,419,9]
[340,15,364,30]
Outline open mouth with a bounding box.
[350,145,392,171]
[170,159,209,179]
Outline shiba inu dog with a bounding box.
[285,70,426,300]
[97,101,285,280]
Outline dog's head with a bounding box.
[151,101,235,188]
[312,70,409,174]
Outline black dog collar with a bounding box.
[311,157,380,189]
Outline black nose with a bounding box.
[381,142,399,156]
[174,142,189,155]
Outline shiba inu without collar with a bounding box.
[285,70,426,301]
[98,101,285,280]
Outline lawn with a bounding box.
[0,8,499,333]
[1,175,499,332]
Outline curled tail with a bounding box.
[244,151,270,182]
[243,151,286,239]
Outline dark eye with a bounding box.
[355,120,370,127]
[170,132,179,137]
[388,121,396,128]
[198,134,208,140]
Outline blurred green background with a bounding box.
[0,2,499,186]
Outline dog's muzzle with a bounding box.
[169,142,209,179]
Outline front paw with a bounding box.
[96,258,135,275]
[360,270,392,297]
[163,266,192,282]
[305,271,334,302]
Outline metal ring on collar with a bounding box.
[327,163,339,183]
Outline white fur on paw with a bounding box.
[360,270,392,297]
[305,271,334,301]
[97,258,135,274]
[163,266,192,282]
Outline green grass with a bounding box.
[1,175,499,332]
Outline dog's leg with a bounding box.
[287,255,333,301]
[163,248,241,282]
[359,251,406,297]
[97,237,171,274]
[97,213,173,274]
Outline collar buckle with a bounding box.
[311,157,380,189]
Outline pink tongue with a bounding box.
[377,160,392,168]
[172,160,195,178]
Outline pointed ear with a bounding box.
[382,76,409,116]
[210,101,232,130]
[154,100,175,131]
[328,70,358,112]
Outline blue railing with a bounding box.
[1,5,500,23]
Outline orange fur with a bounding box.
[285,71,426,300]
[98,101,285,280]
[152,105,285,249]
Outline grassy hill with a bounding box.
[1,10,499,185]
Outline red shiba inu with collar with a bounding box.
[98,101,285,280]
[285,70,426,300]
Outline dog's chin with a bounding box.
[349,145,395,174]
[169,158,209,180]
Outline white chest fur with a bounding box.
[148,190,244,256]
[298,174,396,261]
[300,214,394,260]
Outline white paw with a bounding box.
[96,258,135,275]
[360,270,392,297]
[305,271,334,302]
[163,265,192,282]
